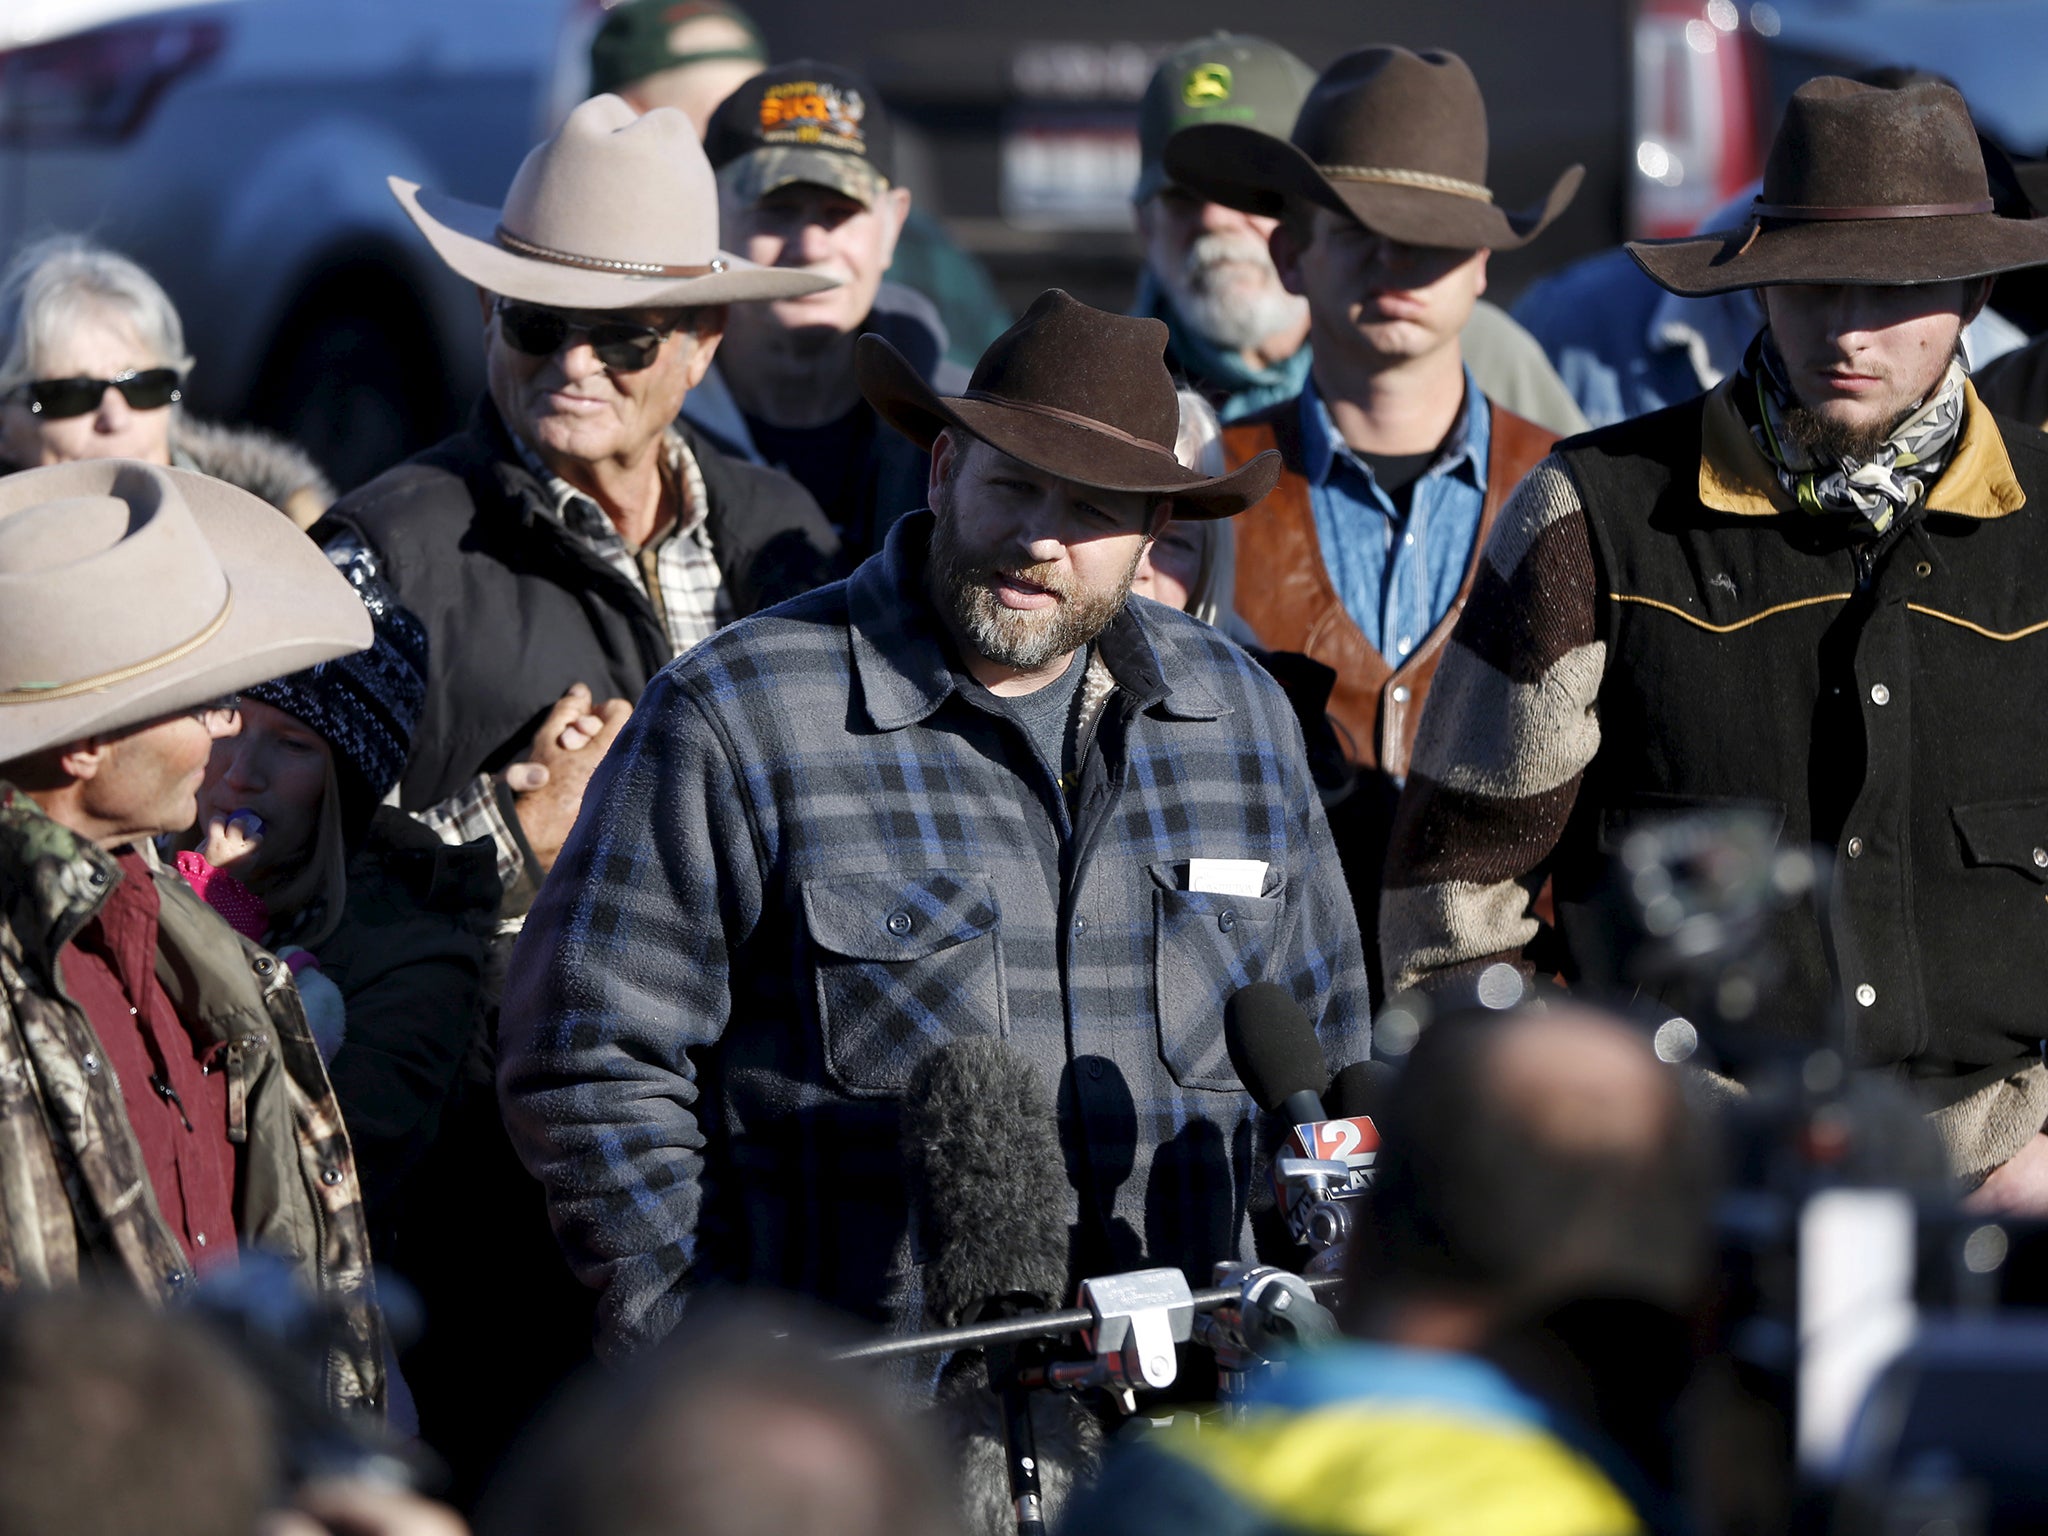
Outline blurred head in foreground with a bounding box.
[0,1288,276,1536]
[480,1298,960,1536]
[1350,1002,1717,1345]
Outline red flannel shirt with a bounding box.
[58,851,237,1270]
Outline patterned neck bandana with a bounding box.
[1743,331,1969,537]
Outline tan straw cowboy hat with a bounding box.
[858,289,1280,520]
[0,460,372,763]
[1629,76,2048,296]
[1163,45,1581,252]
[390,93,835,309]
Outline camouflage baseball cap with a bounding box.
[704,60,894,209]
[1135,32,1317,203]
[588,0,768,98]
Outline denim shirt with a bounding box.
[1300,369,1490,662]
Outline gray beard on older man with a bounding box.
[1163,232,1309,354]
[926,480,1146,673]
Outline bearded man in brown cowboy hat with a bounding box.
[1384,75,2048,1209]
[315,94,843,918]
[1161,45,1583,996]
[0,460,386,1411]
[496,289,1372,1358]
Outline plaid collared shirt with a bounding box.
[513,427,730,654]
[498,511,1371,1360]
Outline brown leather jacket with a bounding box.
[1223,396,1557,778]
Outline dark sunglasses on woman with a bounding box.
[493,299,688,373]
[13,368,184,419]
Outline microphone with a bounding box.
[901,1036,1070,1328]
[1225,982,1330,1130]
[1329,1059,1396,1123]
[901,1037,1098,1536]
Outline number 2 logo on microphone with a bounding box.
[1309,1115,1380,1164]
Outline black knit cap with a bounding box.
[244,571,427,847]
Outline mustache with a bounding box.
[1182,232,1277,280]
[974,560,1073,600]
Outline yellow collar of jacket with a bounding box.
[1698,374,2025,520]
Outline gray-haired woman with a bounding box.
[0,235,334,525]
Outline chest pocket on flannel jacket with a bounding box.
[1148,862,1281,1090]
[801,870,1005,1097]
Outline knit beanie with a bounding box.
[244,572,427,846]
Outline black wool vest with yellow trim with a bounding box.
[1553,394,2048,1105]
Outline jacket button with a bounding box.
[1071,915,1086,938]
[165,1269,187,1289]
[1856,983,1877,1007]
[320,1166,343,1186]
[81,1051,99,1076]
[88,868,107,887]
[2034,848,2047,869]
[1390,685,1411,704]
[1914,560,1934,577]
[886,911,913,937]
[1218,909,1237,934]
[1846,837,1864,858]
[1869,684,1890,706]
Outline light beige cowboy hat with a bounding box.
[390,93,835,309]
[0,460,372,763]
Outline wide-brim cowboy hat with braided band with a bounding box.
[1161,45,1582,252]
[1628,76,2048,297]
[390,93,836,310]
[857,288,1281,521]
[0,460,372,764]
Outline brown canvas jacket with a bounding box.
[0,784,385,1415]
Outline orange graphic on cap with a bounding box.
[758,80,868,153]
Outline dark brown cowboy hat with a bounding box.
[857,289,1280,520]
[1629,76,2048,296]
[1161,45,1582,252]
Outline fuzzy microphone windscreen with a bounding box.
[901,1036,1072,1329]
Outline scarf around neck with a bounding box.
[1743,331,1969,537]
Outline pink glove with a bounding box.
[174,850,270,943]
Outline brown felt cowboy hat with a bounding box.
[391,93,835,310]
[1161,45,1582,251]
[1629,76,2048,296]
[0,460,372,763]
[857,289,1281,520]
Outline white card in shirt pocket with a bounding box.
[1186,858,1270,898]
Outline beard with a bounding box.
[1160,232,1308,354]
[1781,402,1896,463]
[926,480,1145,672]
[1779,339,1965,463]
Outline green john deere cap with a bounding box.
[589,0,769,99]
[1136,33,1317,203]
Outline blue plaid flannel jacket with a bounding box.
[498,512,1370,1360]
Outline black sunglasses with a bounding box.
[15,368,183,420]
[493,300,684,373]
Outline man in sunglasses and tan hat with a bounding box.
[497,290,1371,1357]
[316,94,843,915]
[0,460,385,1410]
[1162,46,1582,994]
[1384,76,2048,1208]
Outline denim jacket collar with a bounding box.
[1299,367,1489,493]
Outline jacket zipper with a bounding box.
[149,1073,193,1132]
